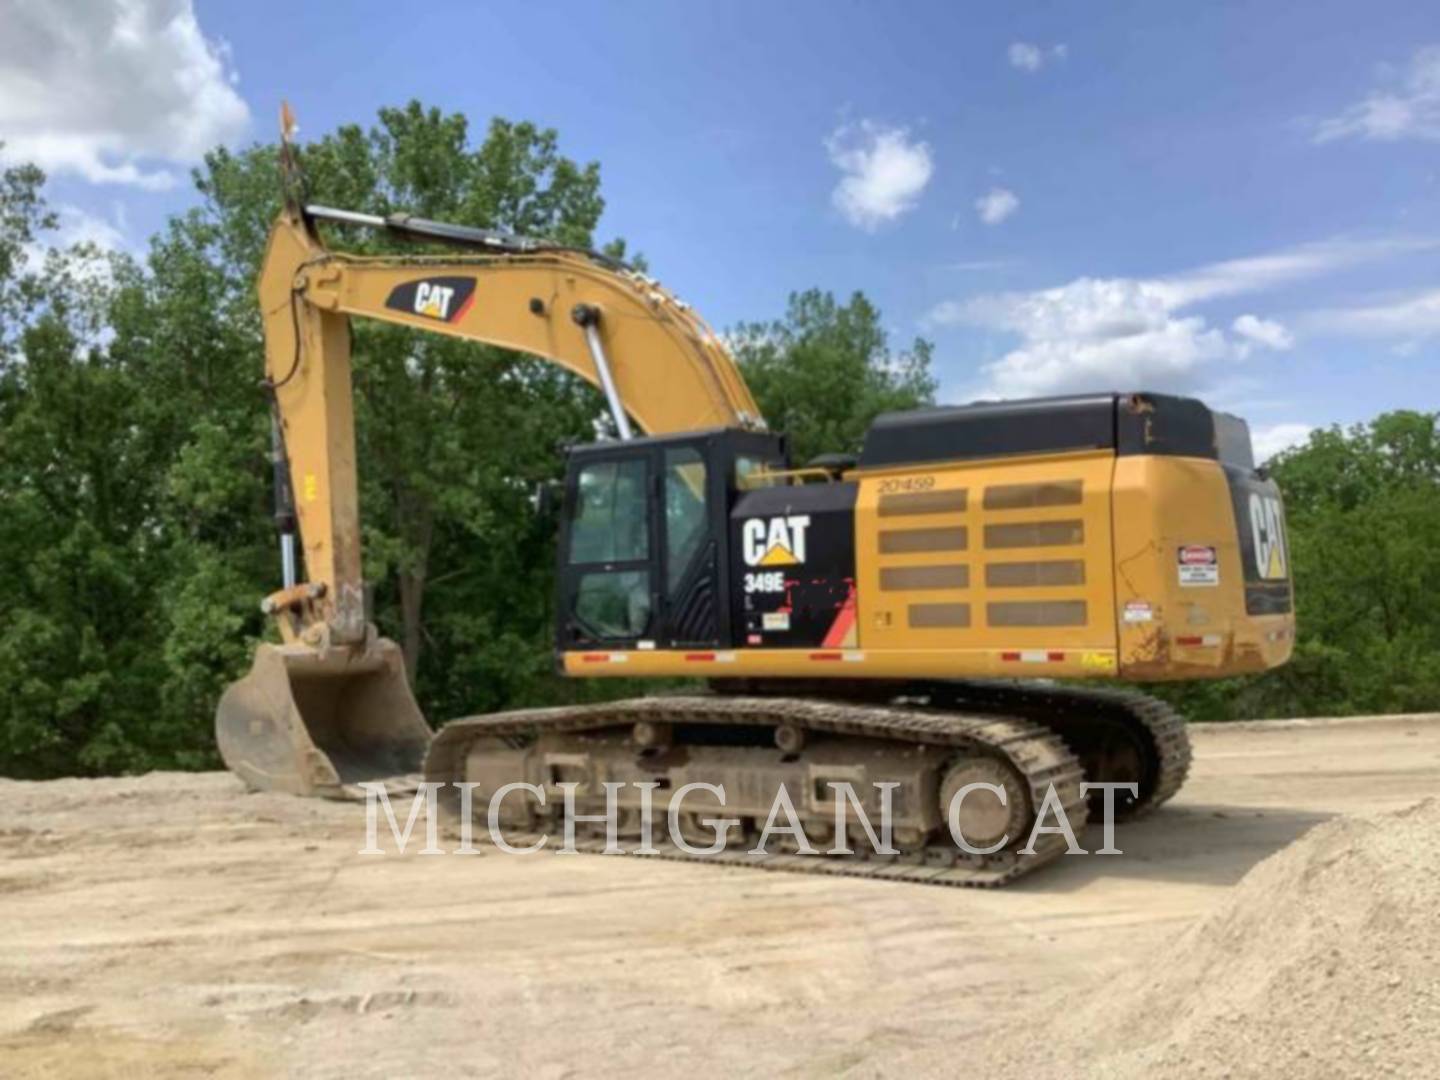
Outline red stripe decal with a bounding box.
[809,652,843,661]
[1175,636,1203,646]
[580,654,609,663]
[819,583,858,648]
[1047,651,1065,662]
[449,290,477,323]
[1000,651,1021,662]
[684,652,716,662]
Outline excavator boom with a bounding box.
[259,205,761,643]
[218,194,765,797]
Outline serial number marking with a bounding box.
[877,475,936,494]
[744,571,786,594]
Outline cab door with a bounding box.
[557,451,658,649]
[557,437,729,652]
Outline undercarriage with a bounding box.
[424,682,1191,887]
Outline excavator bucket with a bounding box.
[215,638,432,799]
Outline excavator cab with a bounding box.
[556,428,786,653]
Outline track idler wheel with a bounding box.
[938,756,1032,853]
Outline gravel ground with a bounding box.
[2,712,1438,1078]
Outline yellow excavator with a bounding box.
[216,121,1294,886]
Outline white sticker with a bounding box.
[1178,545,1219,587]
[1123,600,1155,623]
[762,611,791,632]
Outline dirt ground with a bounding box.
[2,713,1438,1079]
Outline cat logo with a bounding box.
[1249,493,1288,580]
[383,276,477,324]
[415,282,455,319]
[741,515,810,567]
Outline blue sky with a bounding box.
[5,1,1438,457]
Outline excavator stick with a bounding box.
[215,636,431,799]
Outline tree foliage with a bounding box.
[731,289,937,464]
[0,160,188,774]
[0,106,625,776]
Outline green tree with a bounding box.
[1262,411,1440,714]
[0,105,633,778]
[730,289,937,464]
[0,163,196,774]
[139,103,624,723]
[0,152,55,347]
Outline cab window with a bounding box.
[736,454,783,490]
[664,447,708,591]
[568,459,648,564]
[574,570,651,638]
[567,458,652,640]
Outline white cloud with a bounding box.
[1232,313,1295,352]
[20,204,128,272]
[825,121,934,231]
[929,238,1417,399]
[1303,288,1440,340]
[1009,43,1043,72]
[952,278,1232,398]
[0,0,250,189]
[1149,237,1430,307]
[1008,42,1067,73]
[1314,45,1440,143]
[924,299,967,326]
[55,204,128,252]
[975,187,1020,226]
[1251,422,1314,462]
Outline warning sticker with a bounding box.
[1123,600,1155,623]
[762,611,791,632]
[1178,545,1219,587]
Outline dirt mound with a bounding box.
[1061,798,1440,1078]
